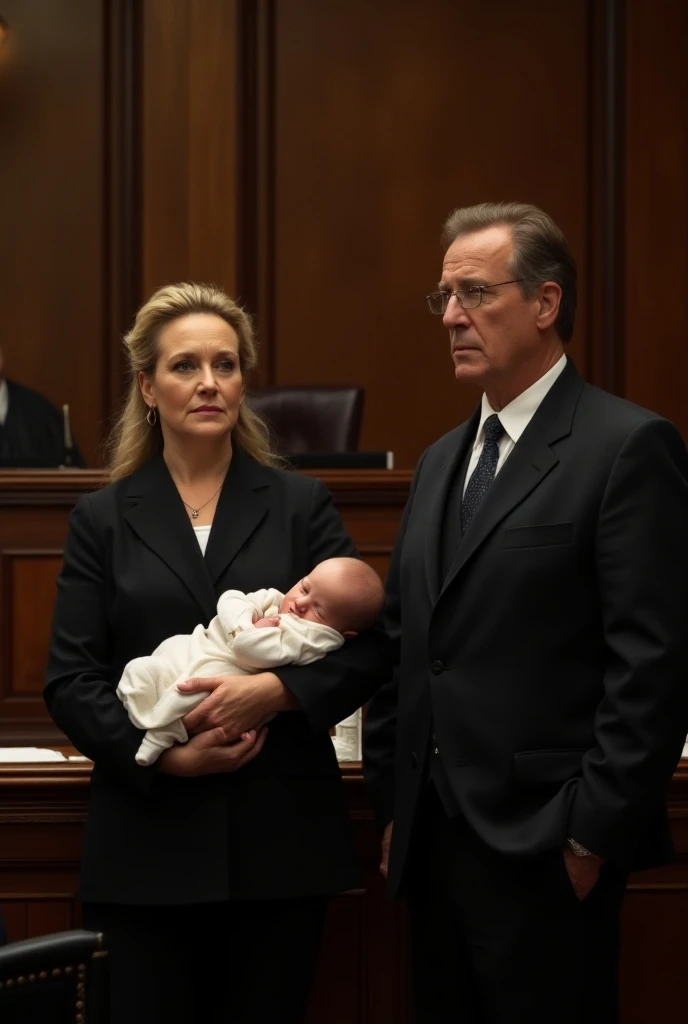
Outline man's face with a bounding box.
[440,225,545,395]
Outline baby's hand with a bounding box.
[252,616,280,629]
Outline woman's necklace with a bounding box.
[180,483,223,519]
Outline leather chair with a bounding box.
[0,929,108,1024]
[248,386,364,454]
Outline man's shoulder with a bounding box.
[423,421,473,461]
[579,382,661,422]
[577,382,675,438]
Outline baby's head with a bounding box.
[280,557,384,637]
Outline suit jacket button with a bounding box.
[431,660,444,674]
[410,752,418,770]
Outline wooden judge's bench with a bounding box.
[1,469,687,1023]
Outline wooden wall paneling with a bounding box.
[0,900,27,943]
[258,0,594,469]
[585,0,625,393]
[0,549,64,742]
[2,0,686,470]
[0,0,139,467]
[0,470,104,745]
[620,882,688,1023]
[623,0,688,438]
[0,0,104,465]
[619,773,688,1024]
[306,776,414,1023]
[353,809,413,1024]
[141,1,191,289]
[104,0,143,420]
[8,551,63,693]
[141,0,240,300]
[0,888,80,945]
[305,890,365,1023]
[25,898,73,936]
[0,762,86,943]
[236,0,274,389]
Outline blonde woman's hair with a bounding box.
[106,282,279,480]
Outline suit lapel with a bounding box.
[203,449,271,586]
[438,358,585,601]
[423,405,481,605]
[124,454,218,621]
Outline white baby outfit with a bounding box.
[116,588,344,765]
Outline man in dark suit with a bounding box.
[363,202,688,1023]
[0,345,85,467]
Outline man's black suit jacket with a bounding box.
[364,359,688,896]
[45,450,390,905]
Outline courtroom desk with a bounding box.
[2,758,688,1024]
[0,467,411,747]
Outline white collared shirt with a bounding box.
[463,354,567,495]
[0,379,8,426]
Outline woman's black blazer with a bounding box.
[44,451,391,904]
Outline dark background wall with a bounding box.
[1,0,686,469]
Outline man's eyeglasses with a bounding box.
[426,279,524,314]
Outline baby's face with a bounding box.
[280,564,352,635]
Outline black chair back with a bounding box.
[0,929,108,1024]
[248,385,364,453]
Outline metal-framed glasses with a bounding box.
[426,279,524,314]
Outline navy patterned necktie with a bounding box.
[461,414,505,534]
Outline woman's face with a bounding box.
[139,313,245,445]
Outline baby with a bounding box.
[116,556,384,765]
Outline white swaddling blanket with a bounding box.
[116,588,344,765]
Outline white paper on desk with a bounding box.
[0,747,67,763]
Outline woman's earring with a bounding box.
[146,406,157,426]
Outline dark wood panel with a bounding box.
[141,0,240,298]
[0,0,138,467]
[620,885,688,1023]
[0,900,27,943]
[3,0,686,474]
[8,553,62,695]
[305,892,365,1023]
[26,898,73,937]
[0,0,105,465]
[267,0,594,469]
[623,0,688,438]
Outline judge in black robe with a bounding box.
[0,378,85,468]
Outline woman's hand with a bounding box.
[178,672,299,739]
[157,725,268,777]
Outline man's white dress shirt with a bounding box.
[463,354,567,495]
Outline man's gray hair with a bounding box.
[441,202,577,343]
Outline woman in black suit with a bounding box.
[44,283,389,1024]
